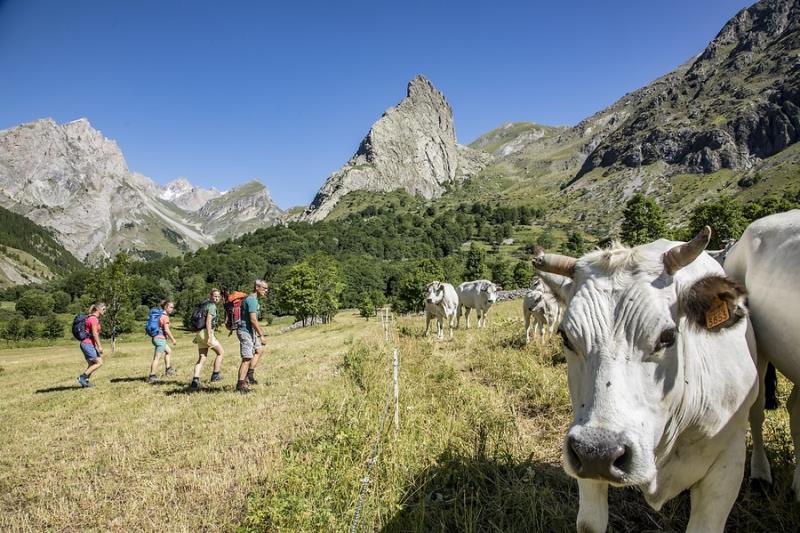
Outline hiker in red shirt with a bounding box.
[77,302,107,388]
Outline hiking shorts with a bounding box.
[236,330,262,360]
[195,329,221,350]
[152,337,168,353]
[80,342,100,363]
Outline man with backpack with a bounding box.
[146,300,177,383]
[235,280,268,393]
[75,302,107,388]
[190,288,224,389]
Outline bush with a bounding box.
[51,290,71,313]
[1,314,24,341]
[42,314,64,339]
[21,319,41,339]
[135,304,150,321]
[16,289,54,318]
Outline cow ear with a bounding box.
[682,275,748,331]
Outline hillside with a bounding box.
[0,205,81,287]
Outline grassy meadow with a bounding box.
[0,301,798,532]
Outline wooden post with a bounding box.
[393,348,399,434]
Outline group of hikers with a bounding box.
[74,279,270,393]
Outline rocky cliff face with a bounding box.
[299,75,491,222]
[0,118,283,262]
[574,0,800,180]
[195,180,284,239]
[160,177,221,212]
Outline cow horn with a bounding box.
[663,226,712,275]
[532,246,577,278]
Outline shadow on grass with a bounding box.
[34,385,81,394]
[379,449,577,533]
[109,376,146,383]
[164,386,230,396]
[379,446,799,533]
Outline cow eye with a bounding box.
[558,328,575,352]
[655,328,677,351]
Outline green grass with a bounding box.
[1,302,797,531]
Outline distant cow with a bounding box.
[423,281,458,340]
[456,280,498,329]
[723,210,800,497]
[534,227,757,532]
[523,277,562,343]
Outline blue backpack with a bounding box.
[72,314,90,341]
[145,308,164,337]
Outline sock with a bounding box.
[247,369,255,378]
[192,376,200,382]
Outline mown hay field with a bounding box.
[0,301,797,532]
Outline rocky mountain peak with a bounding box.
[160,177,221,211]
[572,0,800,181]
[299,75,490,222]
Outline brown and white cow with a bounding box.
[534,227,757,532]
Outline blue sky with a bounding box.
[0,0,752,208]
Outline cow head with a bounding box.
[425,281,445,304]
[533,227,750,488]
[480,281,498,304]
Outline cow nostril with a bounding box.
[612,445,631,473]
[567,435,582,469]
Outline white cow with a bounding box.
[423,281,458,340]
[534,227,757,533]
[523,277,562,343]
[456,280,498,329]
[723,209,800,496]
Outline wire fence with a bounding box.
[349,307,399,533]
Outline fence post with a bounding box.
[393,348,399,435]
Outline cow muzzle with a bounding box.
[565,427,633,484]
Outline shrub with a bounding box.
[16,289,54,318]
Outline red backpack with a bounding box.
[224,291,248,331]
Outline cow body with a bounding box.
[723,209,800,496]
[523,277,562,343]
[423,281,458,340]
[456,280,497,329]
[534,230,757,532]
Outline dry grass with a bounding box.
[0,312,373,532]
[1,302,797,532]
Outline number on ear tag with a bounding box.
[706,299,730,329]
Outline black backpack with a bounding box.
[189,300,213,332]
[72,314,90,341]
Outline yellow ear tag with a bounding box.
[706,299,730,329]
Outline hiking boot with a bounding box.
[246,372,258,385]
[165,367,177,377]
[77,374,92,388]
[236,380,251,394]
[190,378,200,390]
[147,374,158,383]
[210,372,222,382]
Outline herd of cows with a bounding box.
[421,210,799,532]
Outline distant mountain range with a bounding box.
[0,118,283,263]
[0,0,797,280]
